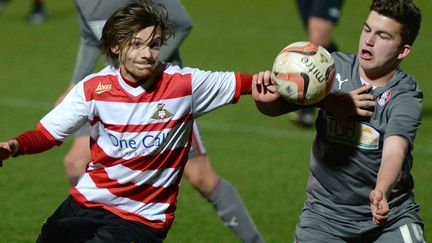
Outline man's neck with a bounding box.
[359,68,396,87]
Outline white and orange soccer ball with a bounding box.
[272,41,335,105]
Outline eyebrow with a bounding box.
[132,35,162,42]
[363,22,394,38]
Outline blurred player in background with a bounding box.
[28,0,47,24]
[0,2,274,241]
[291,0,344,127]
[57,0,264,242]
[0,0,47,24]
[254,0,425,241]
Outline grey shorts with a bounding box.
[297,0,344,26]
[294,208,425,242]
[74,120,207,159]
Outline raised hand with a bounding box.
[251,70,280,103]
[324,84,375,125]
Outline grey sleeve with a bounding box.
[385,91,422,148]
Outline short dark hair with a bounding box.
[370,0,421,46]
[100,0,174,67]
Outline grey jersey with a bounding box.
[304,52,423,220]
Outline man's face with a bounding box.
[358,11,407,78]
[114,26,162,83]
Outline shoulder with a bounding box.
[331,52,358,75]
[389,70,423,104]
[394,70,422,92]
[332,52,355,65]
[386,79,422,118]
[162,63,212,83]
[164,63,200,76]
[80,66,118,93]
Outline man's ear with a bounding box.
[111,45,119,54]
[397,44,411,60]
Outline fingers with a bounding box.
[254,71,272,85]
[373,205,389,224]
[369,189,389,224]
[370,189,382,205]
[253,71,277,95]
[356,93,374,101]
[263,70,272,86]
[352,90,375,117]
[0,142,14,164]
[352,84,372,95]
[357,110,373,117]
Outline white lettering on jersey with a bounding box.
[95,82,112,94]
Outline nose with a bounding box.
[365,34,375,46]
[140,46,153,59]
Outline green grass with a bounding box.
[0,0,431,242]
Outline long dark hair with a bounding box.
[100,0,174,67]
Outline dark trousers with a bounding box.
[36,196,167,243]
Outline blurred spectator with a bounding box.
[0,0,47,24]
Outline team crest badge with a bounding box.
[152,103,173,120]
[377,91,391,107]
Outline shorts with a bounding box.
[75,120,207,159]
[76,4,103,47]
[188,120,208,158]
[294,208,426,242]
[36,196,167,243]
[296,0,344,26]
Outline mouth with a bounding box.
[360,49,373,60]
[135,62,154,69]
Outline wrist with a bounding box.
[9,140,20,157]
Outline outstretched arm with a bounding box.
[0,129,57,167]
[370,135,408,224]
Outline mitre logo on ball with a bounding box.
[272,41,335,105]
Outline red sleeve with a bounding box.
[239,74,253,94]
[13,129,60,156]
[232,73,253,104]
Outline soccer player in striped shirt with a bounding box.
[58,0,263,242]
[0,1,273,242]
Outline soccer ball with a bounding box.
[272,41,335,105]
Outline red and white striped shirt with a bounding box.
[36,64,250,230]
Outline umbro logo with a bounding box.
[95,82,112,94]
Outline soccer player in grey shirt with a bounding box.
[252,0,425,241]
